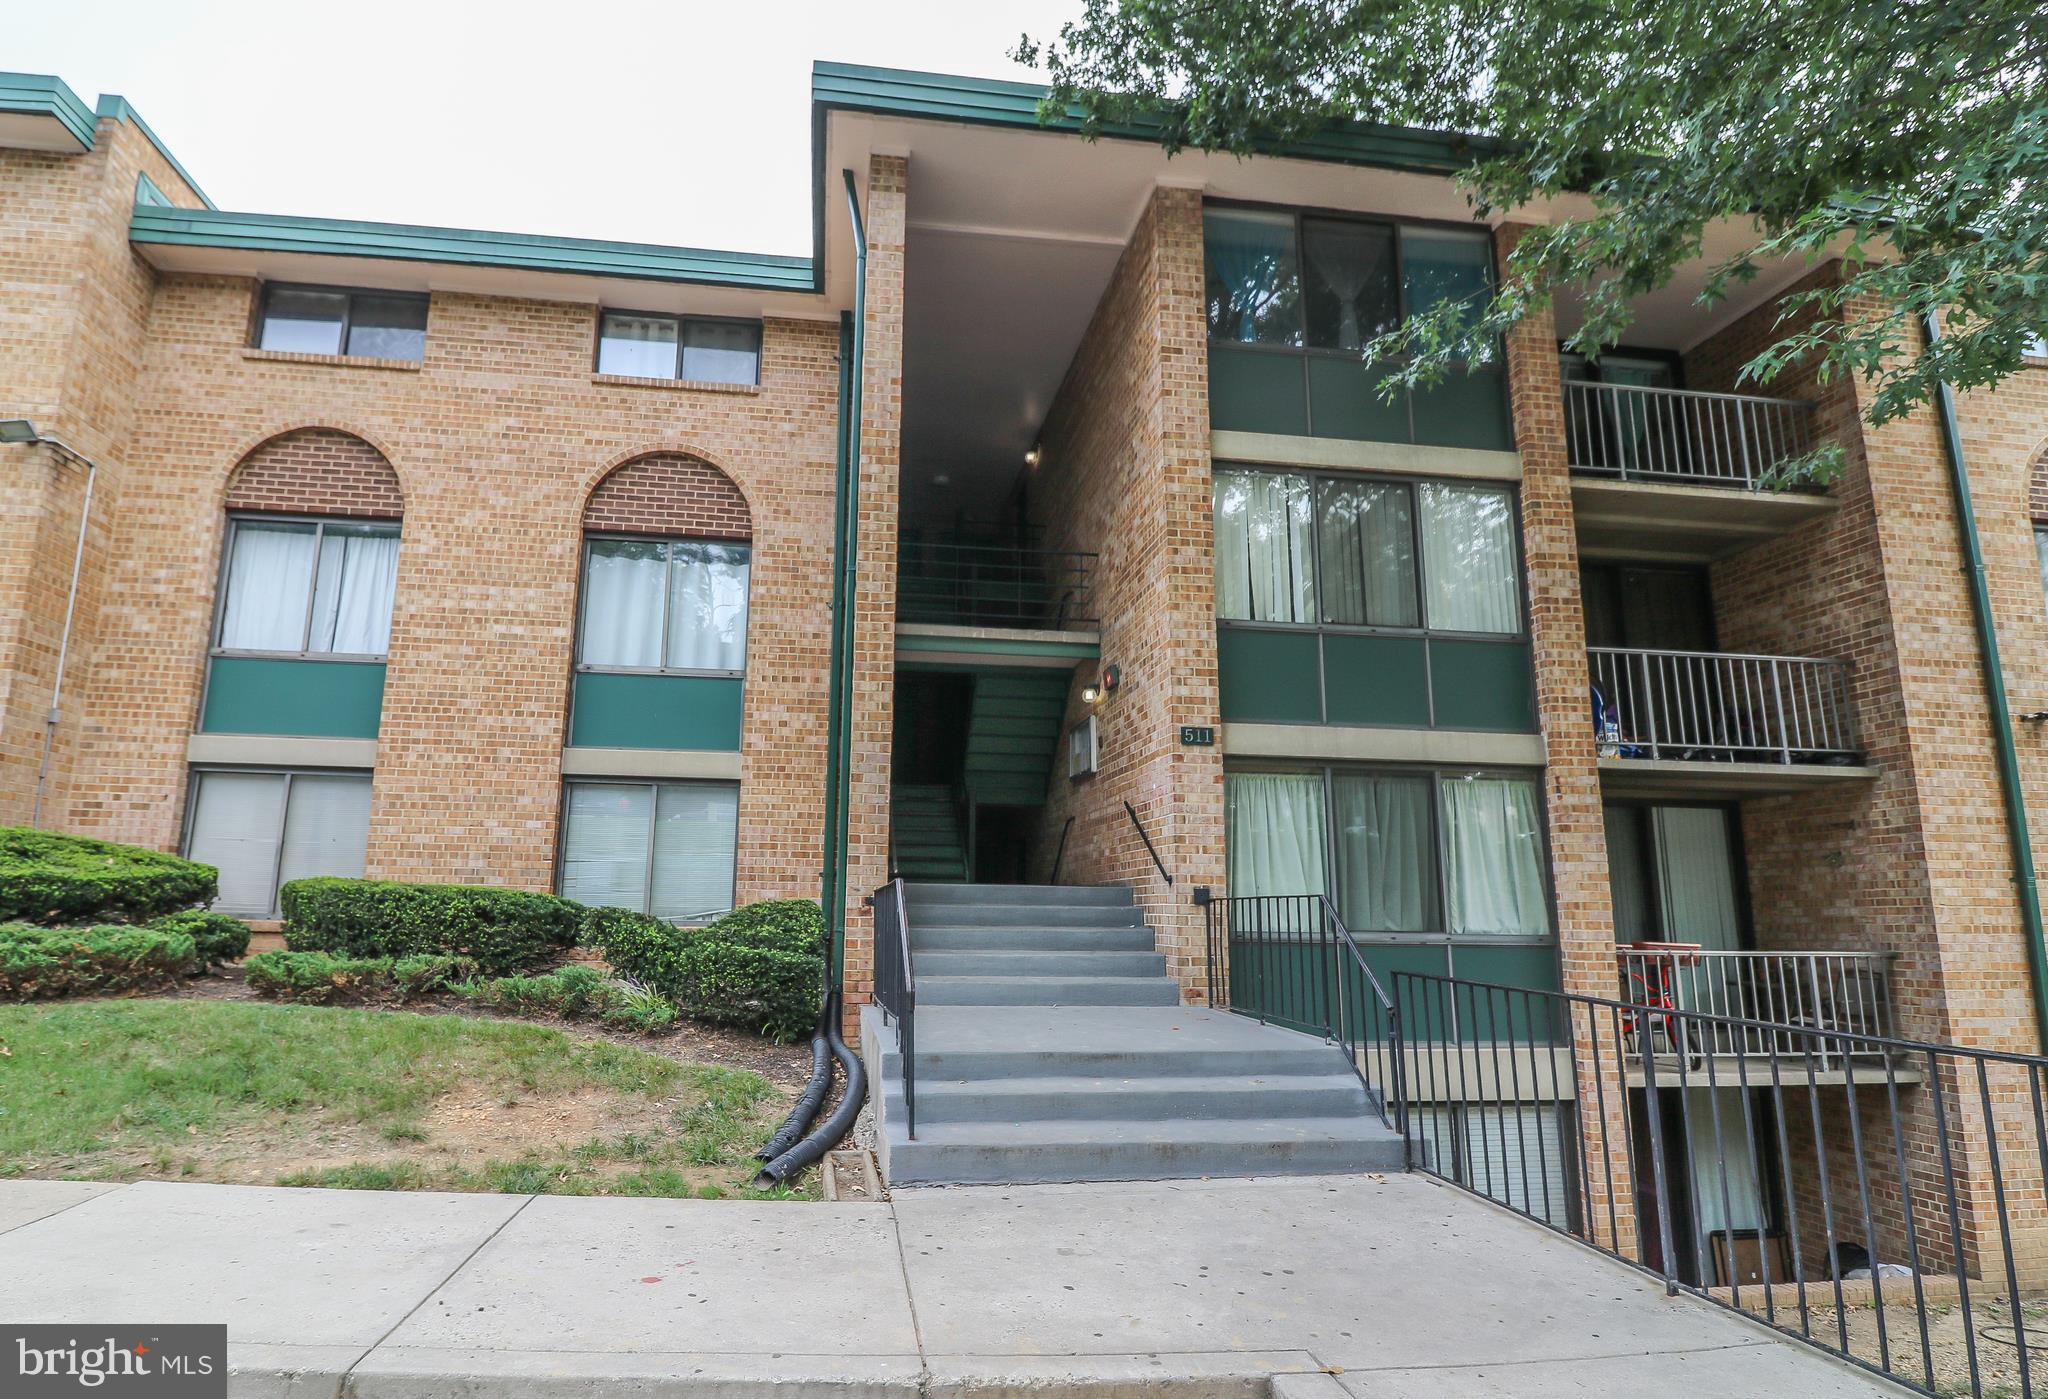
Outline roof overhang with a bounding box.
[0,73,96,154]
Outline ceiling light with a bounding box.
[1024,445,1042,468]
[931,473,951,486]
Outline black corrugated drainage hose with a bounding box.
[754,987,865,1188]
[755,1003,833,1162]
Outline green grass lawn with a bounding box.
[0,1000,811,1199]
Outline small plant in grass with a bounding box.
[456,964,679,1033]
[244,951,477,1005]
[0,826,218,926]
[0,923,197,1000]
[280,877,580,975]
[579,899,823,1042]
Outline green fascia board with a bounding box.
[811,61,1500,178]
[129,206,814,292]
[0,72,97,151]
[894,632,1099,661]
[95,94,216,209]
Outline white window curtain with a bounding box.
[276,774,372,891]
[1418,482,1521,633]
[1458,1104,1573,1229]
[599,314,680,379]
[186,771,288,915]
[1331,772,1434,932]
[649,783,739,921]
[1213,469,1315,623]
[1316,479,1417,627]
[580,539,666,668]
[559,783,654,910]
[1684,1088,1766,1248]
[1440,774,1550,936]
[1225,771,1329,899]
[666,543,750,671]
[219,522,318,651]
[309,526,400,655]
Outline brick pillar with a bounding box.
[840,154,907,1033]
[1496,222,1636,1254]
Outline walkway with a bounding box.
[0,1173,1903,1397]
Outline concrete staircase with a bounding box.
[864,882,1407,1186]
[890,785,969,882]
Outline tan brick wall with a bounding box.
[1026,184,1224,998]
[225,428,404,518]
[583,451,752,540]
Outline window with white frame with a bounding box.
[596,311,761,384]
[216,517,401,657]
[577,537,750,673]
[183,768,373,916]
[558,780,739,921]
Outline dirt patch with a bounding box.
[1790,1287,2048,1397]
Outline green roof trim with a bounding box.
[96,95,215,209]
[129,206,815,291]
[894,631,1100,661]
[811,61,1500,178]
[0,72,97,151]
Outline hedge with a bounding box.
[0,922,197,999]
[580,901,823,1043]
[458,964,677,1033]
[280,878,580,975]
[244,951,478,1004]
[147,910,251,966]
[0,826,217,926]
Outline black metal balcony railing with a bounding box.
[895,542,1098,630]
[1589,646,1860,765]
[1564,380,1815,488]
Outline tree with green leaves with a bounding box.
[1016,1,2047,464]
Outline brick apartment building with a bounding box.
[5,64,2048,1275]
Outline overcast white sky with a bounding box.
[11,0,1082,255]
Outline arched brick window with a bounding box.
[582,451,751,541]
[226,427,403,519]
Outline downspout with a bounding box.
[32,441,97,829]
[832,167,870,986]
[1922,310,2048,1047]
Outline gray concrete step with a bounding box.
[910,903,1145,929]
[881,1115,1407,1186]
[910,924,1158,953]
[872,1008,1353,1081]
[917,975,1182,1007]
[905,882,1133,909]
[913,950,1168,978]
[886,1072,1370,1124]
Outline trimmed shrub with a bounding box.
[147,910,251,966]
[279,878,580,975]
[244,950,476,1004]
[580,902,822,1043]
[0,922,197,999]
[457,964,678,1034]
[0,826,217,926]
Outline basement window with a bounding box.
[183,767,373,916]
[557,779,739,921]
[597,311,761,385]
[257,284,428,360]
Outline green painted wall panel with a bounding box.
[200,656,384,738]
[1217,629,1322,723]
[1306,356,1412,442]
[1427,640,1536,731]
[1322,634,1430,727]
[1208,345,1309,436]
[1411,362,1513,450]
[1444,943,1562,1041]
[569,672,743,751]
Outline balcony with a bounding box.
[1617,945,1906,1081]
[1589,647,1875,796]
[894,541,1100,668]
[1565,381,1836,561]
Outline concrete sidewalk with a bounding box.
[0,1173,1903,1398]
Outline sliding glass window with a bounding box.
[183,768,373,916]
[558,779,739,921]
[578,537,751,674]
[256,285,428,360]
[597,312,762,385]
[1224,765,1550,939]
[215,516,400,658]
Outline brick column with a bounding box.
[1496,222,1635,1254]
[840,154,908,1032]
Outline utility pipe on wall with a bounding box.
[1921,311,2048,1048]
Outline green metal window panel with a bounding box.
[1304,356,1413,442]
[0,72,96,150]
[1363,942,1454,1038]
[1411,362,1513,450]
[1217,629,1323,724]
[1322,634,1430,727]
[130,207,812,292]
[1426,639,1536,731]
[200,656,385,739]
[569,672,742,752]
[1207,346,1310,437]
[1443,943,1562,1042]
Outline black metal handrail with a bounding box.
[1050,816,1074,885]
[896,541,1098,629]
[1123,800,1173,887]
[1392,971,2048,1399]
[1205,893,1402,1130]
[871,878,917,1139]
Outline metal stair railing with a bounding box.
[870,878,917,1139]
